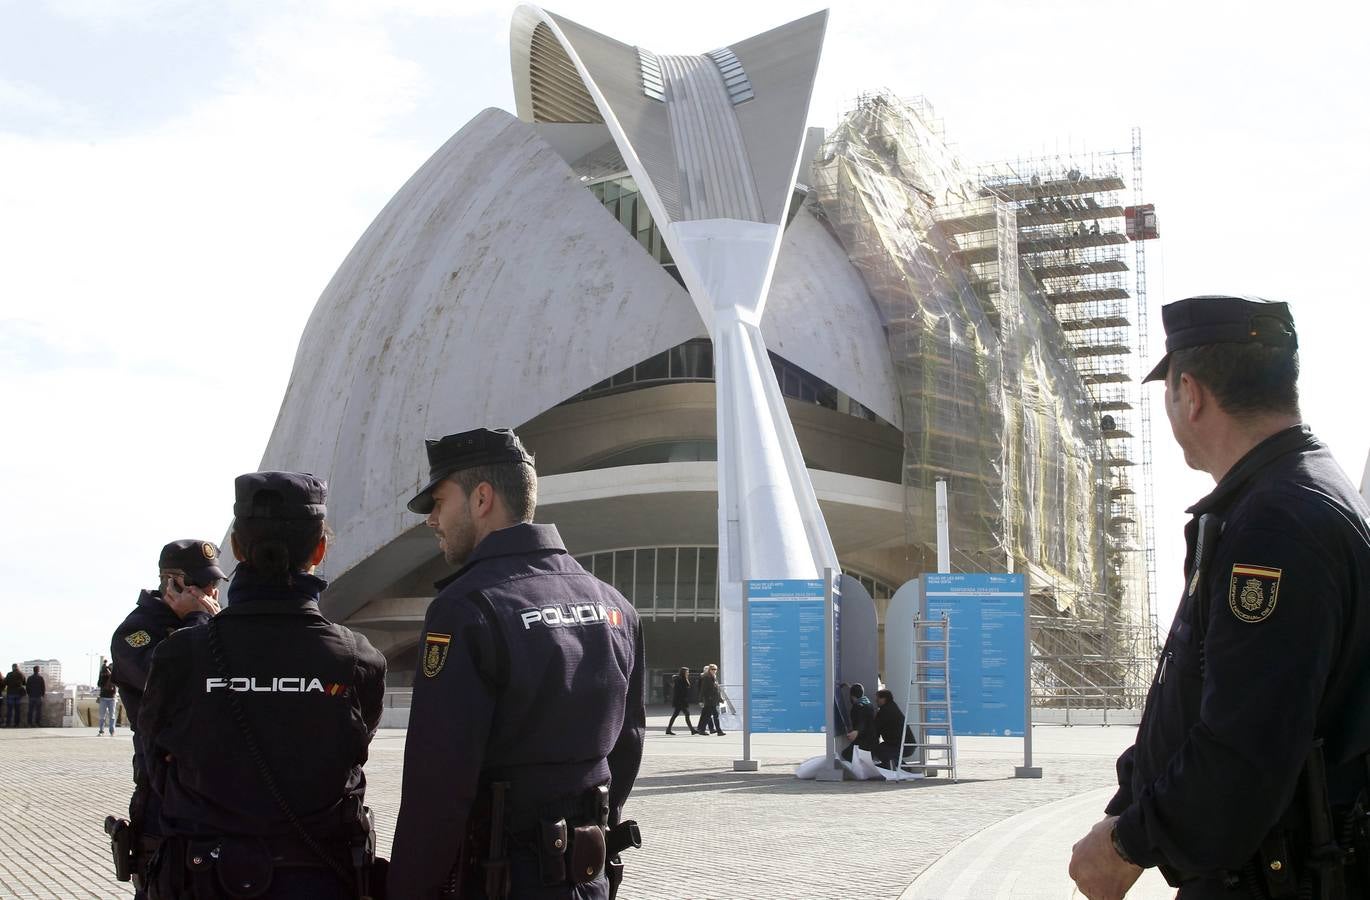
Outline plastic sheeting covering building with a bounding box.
[811,93,1101,598]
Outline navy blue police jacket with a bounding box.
[1108,426,1370,887]
[112,591,211,779]
[137,569,386,838]
[387,523,646,899]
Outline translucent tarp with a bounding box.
[810,93,1100,594]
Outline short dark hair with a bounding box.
[1168,343,1299,418]
[450,461,537,523]
[875,689,893,702]
[232,517,328,584]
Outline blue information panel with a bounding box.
[746,579,827,733]
[923,573,1027,738]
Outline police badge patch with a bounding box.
[125,630,152,648]
[422,632,451,678]
[1228,564,1282,623]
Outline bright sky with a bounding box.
[3,0,1367,687]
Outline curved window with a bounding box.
[574,546,719,621]
[580,440,717,470]
[577,439,832,474]
[573,546,895,621]
[566,338,887,426]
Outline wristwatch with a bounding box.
[1110,823,1136,866]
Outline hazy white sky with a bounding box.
[2,0,1367,686]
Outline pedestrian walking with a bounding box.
[698,664,724,736]
[665,667,695,735]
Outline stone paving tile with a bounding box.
[0,724,1132,899]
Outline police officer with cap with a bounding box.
[388,427,646,900]
[110,539,227,895]
[138,472,387,899]
[1069,296,1370,899]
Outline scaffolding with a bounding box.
[811,92,1100,599]
[978,136,1161,698]
[811,92,1159,707]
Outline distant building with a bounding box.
[21,659,62,688]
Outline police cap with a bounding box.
[232,471,328,520]
[158,538,227,585]
[408,427,533,514]
[1142,295,1297,384]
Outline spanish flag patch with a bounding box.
[422,632,451,678]
[1228,564,1282,623]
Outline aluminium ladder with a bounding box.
[899,611,957,781]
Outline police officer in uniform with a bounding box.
[388,428,646,900]
[1069,296,1370,899]
[111,539,227,894]
[138,472,387,899]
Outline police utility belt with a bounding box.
[1167,514,1370,899]
[1154,745,1370,900]
[454,782,642,899]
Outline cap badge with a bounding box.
[201,542,216,560]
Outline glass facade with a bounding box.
[574,544,893,619]
[844,569,895,603]
[573,546,719,621]
[587,176,679,283]
[566,338,886,425]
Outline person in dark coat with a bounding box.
[388,428,645,900]
[25,666,46,725]
[139,471,387,899]
[111,538,226,897]
[697,664,724,736]
[873,689,913,768]
[1069,296,1370,900]
[665,667,695,735]
[841,683,879,762]
[4,664,26,726]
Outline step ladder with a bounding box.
[899,611,956,781]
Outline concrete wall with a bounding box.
[250,107,904,633]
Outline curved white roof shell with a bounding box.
[254,107,896,601]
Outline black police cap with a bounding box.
[158,538,227,584]
[232,471,328,520]
[408,427,534,514]
[1142,295,1297,384]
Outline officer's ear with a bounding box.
[471,482,496,518]
[1177,372,1207,423]
[308,534,327,568]
[229,533,247,562]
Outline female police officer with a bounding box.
[139,472,387,899]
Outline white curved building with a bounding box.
[251,7,917,700]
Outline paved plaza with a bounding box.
[0,717,1176,898]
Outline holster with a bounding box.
[104,816,136,883]
[606,857,625,900]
